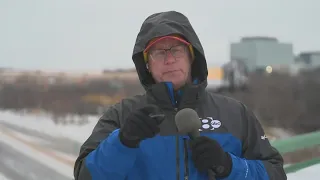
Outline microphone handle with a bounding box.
[208,169,216,180]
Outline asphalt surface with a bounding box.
[0,122,77,180]
[0,141,72,180]
[0,121,82,155]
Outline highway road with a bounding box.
[0,141,71,180]
[0,122,78,180]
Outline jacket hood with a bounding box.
[132,11,208,90]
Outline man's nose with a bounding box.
[164,52,176,64]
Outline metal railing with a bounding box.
[271,130,320,174]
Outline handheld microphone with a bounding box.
[175,108,216,180]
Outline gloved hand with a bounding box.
[190,136,232,178]
[119,105,165,148]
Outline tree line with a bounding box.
[0,69,319,134]
[217,69,320,134]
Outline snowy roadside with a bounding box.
[0,130,74,179]
[0,172,12,180]
[0,110,99,143]
[286,164,320,179]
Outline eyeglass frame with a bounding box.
[146,44,190,63]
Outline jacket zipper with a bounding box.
[183,139,189,180]
[174,107,180,180]
[176,135,180,180]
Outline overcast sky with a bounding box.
[1,0,319,71]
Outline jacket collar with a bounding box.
[146,80,207,110]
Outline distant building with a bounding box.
[294,51,320,70]
[230,36,294,72]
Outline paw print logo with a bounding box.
[199,117,221,131]
[201,118,211,129]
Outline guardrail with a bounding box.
[271,130,320,174]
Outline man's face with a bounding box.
[146,38,192,89]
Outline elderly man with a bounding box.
[74,11,286,180]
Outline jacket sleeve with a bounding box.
[222,103,287,180]
[73,105,139,180]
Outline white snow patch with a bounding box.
[0,172,11,180]
[0,110,100,143]
[287,164,320,179]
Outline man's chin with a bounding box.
[162,79,186,89]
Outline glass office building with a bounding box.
[230,37,294,72]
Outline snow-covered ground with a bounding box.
[0,110,319,179]
[0,110,100,143]
[286,164,320,179]
[0,172,11,180]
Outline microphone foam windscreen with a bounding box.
[175,108,201,133]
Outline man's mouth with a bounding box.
[164,70,179,74]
